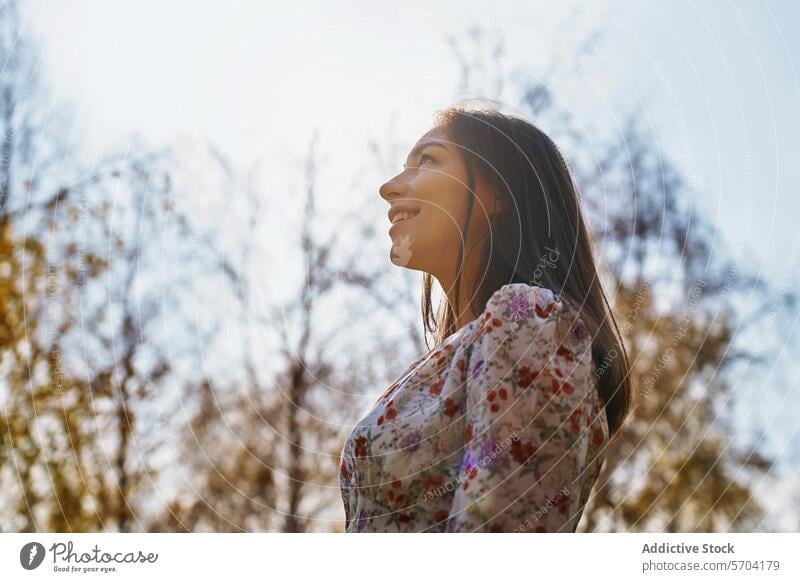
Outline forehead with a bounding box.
[405,127,450,162]
[414,126,448,147]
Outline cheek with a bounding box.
[416,174,467,243]
[421,210,463,249]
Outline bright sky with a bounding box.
[21,0,800,283]
[17,0,800,480]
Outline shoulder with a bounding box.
[461,283,599,427]
[469,282,592,363]
[484,282,561,323]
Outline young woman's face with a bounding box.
[379,126,494,279]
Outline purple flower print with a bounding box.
[400,429,422,453]
[356,509,368,532]
[460,449,479,478]
[472,359,485,379]
[507,292,532,322]
[478,437,508,471]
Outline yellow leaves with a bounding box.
[83,253,108,277]
[20,235,45,259]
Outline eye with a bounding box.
[419,153,435,165]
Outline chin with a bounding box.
[389,232,417,268]
[390,249,416,269]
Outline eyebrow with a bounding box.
[403,140,448,168]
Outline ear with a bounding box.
[474,174,504,217]
[492,193,506,216]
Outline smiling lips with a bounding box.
[388,203,420,226]
[388,205,420,236]
[391,210,416,224]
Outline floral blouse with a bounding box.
[339,282,609,533]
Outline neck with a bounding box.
[436,247,483,334]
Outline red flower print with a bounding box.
[456,358,465,373]
[557,344,574,362]
[465,423,473,443]
[429,378,444,396]
[592,426,605,448]
[398,512,412,523]
[550,379,574,395]
[498,387,508,400]
[386,407,397,420]
[340,460,350,482]
[535,525,546,532]
[482,314,504,334]
[377,415,384,425]
[552,490,569,514]
[423,474,445,492]
[489,522,504,533]
[434,510,449,524]
[487,389,502,412]
[354,436,368,457]
[379,383,398,404]
[569,409,582,434]
[535,301,555,319]
[510,438,539,465]
[443,397,459,417]
[518,365,540,389]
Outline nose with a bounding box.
[379,173,409,203]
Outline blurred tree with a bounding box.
[0,150,187,532]
[0,0,195,532]
[0,0,112,531]
[151,134,395,532]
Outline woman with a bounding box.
[339,105,633,533]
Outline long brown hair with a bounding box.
[422,105,632,437]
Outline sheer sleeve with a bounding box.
[445,283,605,532]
